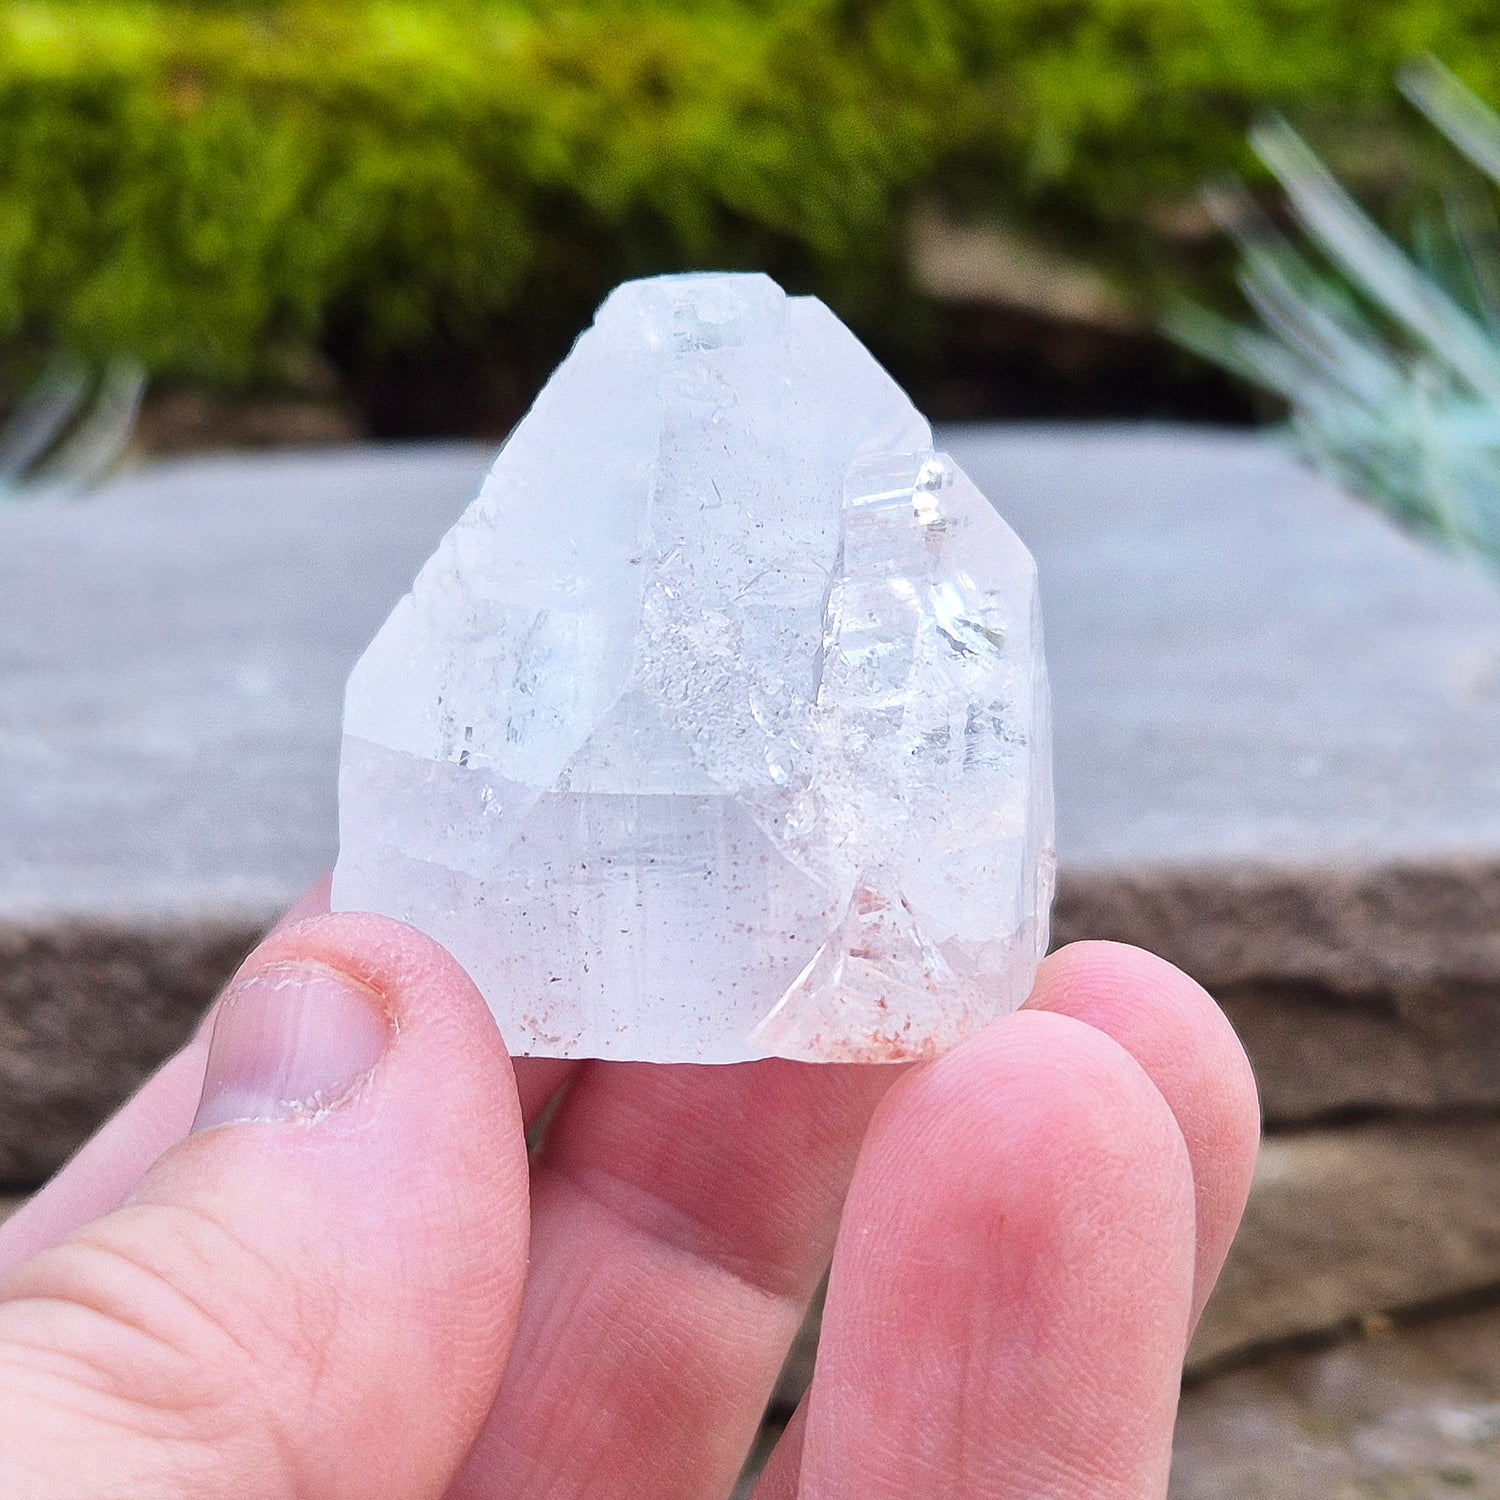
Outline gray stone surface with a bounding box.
[1191,1120,1500,1375]
[2,443,486,927]
[1024,426,1500,1123]
[3,427,1500,1177]
[1174,1306,1500,1498]
[2,445,490,1181]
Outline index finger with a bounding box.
[782,1008,1199,1500]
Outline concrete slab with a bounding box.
[3,427,1499,1178]
[1191,1118,1500,1374]
[1174,1305,1500,1498]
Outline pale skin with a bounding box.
[0,881,1258,1499]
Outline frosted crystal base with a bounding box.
[332,273,1054,1063]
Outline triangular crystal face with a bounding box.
[333,273,1053,1063]
[751,879,981,1062]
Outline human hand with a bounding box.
[0,892,1257,1499]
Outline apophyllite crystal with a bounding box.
[332,273,1054,1063]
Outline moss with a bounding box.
[1,0,1499,394]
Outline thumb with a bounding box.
[0,913,530,1500]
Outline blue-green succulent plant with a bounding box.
[1173,58,1500,572]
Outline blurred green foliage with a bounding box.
[2,0,1500,396]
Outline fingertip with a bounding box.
[1032,941,1259,1135]
[804,1003,1197,1497]
[1028,941,1261,1318]
[0,908,535,1297]
[251,909,515,1067]
[871,1008,1196,1243]
[848,1008,1199,1327]
[255,907,483,1002]
[1032,940,1261,1144]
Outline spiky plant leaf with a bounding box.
[1172,60,1500,572]
[0,357,145,502]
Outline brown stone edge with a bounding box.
[0,916,268,1187]
[3,857,1500,1181]
[1054,859,1500,1124]
[1182,1280,1500,1388]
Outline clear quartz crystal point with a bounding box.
[332,273,1054,1063]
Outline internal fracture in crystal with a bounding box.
[332,273,1054,1063]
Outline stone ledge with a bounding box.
[1191,1118,1500,1374]
[8,858,1497,1189]
[1056,864,1500,1122]
[0,919,260,1184]
[1174,1304,1500,1497]
[3,427,1499,1174]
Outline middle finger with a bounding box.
[447,1056,898,1500]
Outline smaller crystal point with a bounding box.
[332,272,1055,1064]
[752,880,968,1063]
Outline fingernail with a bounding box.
[192,961,391,1133]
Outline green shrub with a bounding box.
[0,1,943,390]
[2,0,1500,398]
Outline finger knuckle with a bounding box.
[0,1201,324,1464]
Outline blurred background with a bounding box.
[0,0,1492,447]
[5,4,1500,1497]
